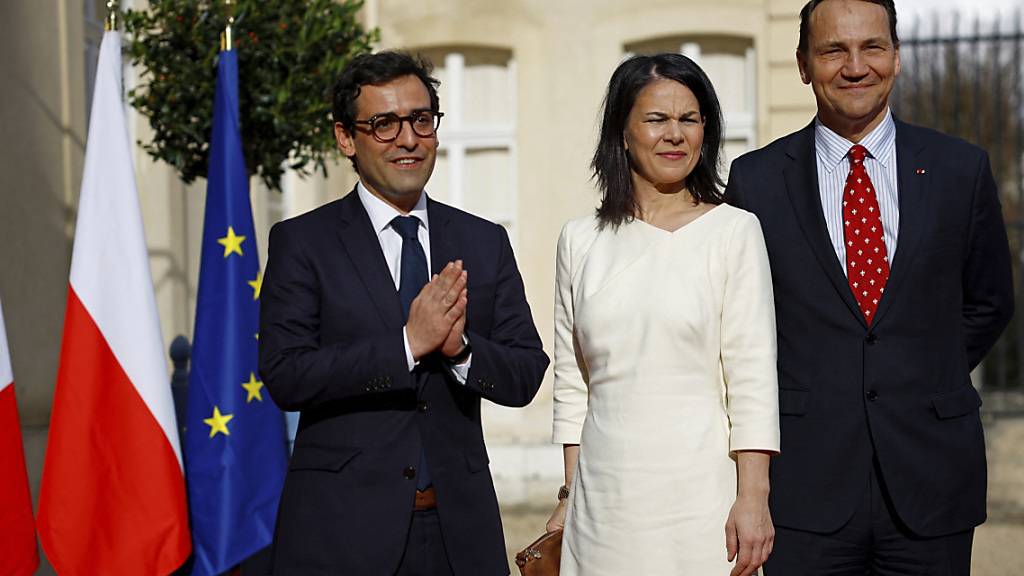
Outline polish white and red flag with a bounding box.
[0,296,39,576]
[36,30,190,575]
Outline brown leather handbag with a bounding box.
[514,529,562,576]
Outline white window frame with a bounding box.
[435,51,519,244]
[625,37,758,166]
[678,41,758,154]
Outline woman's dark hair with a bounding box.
[332,51,440,130]
[592,53,725,229]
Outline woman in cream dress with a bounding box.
[546,54,780,575]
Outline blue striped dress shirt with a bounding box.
[814,109,900,275]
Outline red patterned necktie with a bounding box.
[843,144,889,325]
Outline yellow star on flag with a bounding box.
[248,271,263,300]
[217,226,246,258]
[204,406,234,438]
[241,372,265,403]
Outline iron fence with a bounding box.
[892,11,1024,398]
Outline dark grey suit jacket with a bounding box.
[725,119,1013,537]
[259,190,549,574]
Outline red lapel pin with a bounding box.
[915,169,926,175]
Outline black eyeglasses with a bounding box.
[352,110,444,143]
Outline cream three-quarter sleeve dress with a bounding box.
[552,204,780,575]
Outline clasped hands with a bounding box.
[406,260,468,361]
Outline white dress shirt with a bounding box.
[356,183,470,382]
[815,108,900,273]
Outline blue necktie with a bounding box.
[391,215,432,490]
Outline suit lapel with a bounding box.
[783,124,868,328]
[336,189,404,328]
[871,120,928,328]
[427,198,458,275]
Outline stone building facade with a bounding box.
[7,1,1024,573]
[1,0,819,509]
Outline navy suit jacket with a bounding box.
[725,119,1013,537]
[259,190,549,575]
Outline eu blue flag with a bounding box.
[184,48,288,576]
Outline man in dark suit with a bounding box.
[725,1,1014,573]
[259,51,549,575]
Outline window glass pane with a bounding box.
[625,37,682,55]
[427,149,451,204]
[417,46,516,235]
[462,49,514,126]
[625,35,756,157]
[700,52,748,120]
[419,47,514,127]
[626,36,751,117]
[464,147,513,226]
[419,49,451,116]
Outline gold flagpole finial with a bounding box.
[105,0,118,32]
[220,0,236,52]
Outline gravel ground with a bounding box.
[500,506,1024,575]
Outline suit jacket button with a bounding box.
[865,334,878,345]
[403,466,417,480]
[866,390,878,401]
[418,401,428,412]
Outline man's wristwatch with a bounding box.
[447,334,472,365]
[557,485,570,501]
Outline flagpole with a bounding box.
[37,17,191,574]
[221,0,235,52]
[105,0,118,32]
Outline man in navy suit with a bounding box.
[725,1,1013,573]
[259,51,548,575]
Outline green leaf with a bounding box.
[123,0,374,192]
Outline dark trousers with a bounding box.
[765,459,974,575]
[394,509,455,576]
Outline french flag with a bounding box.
[0,297,39,576]
[36,30,190,575]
